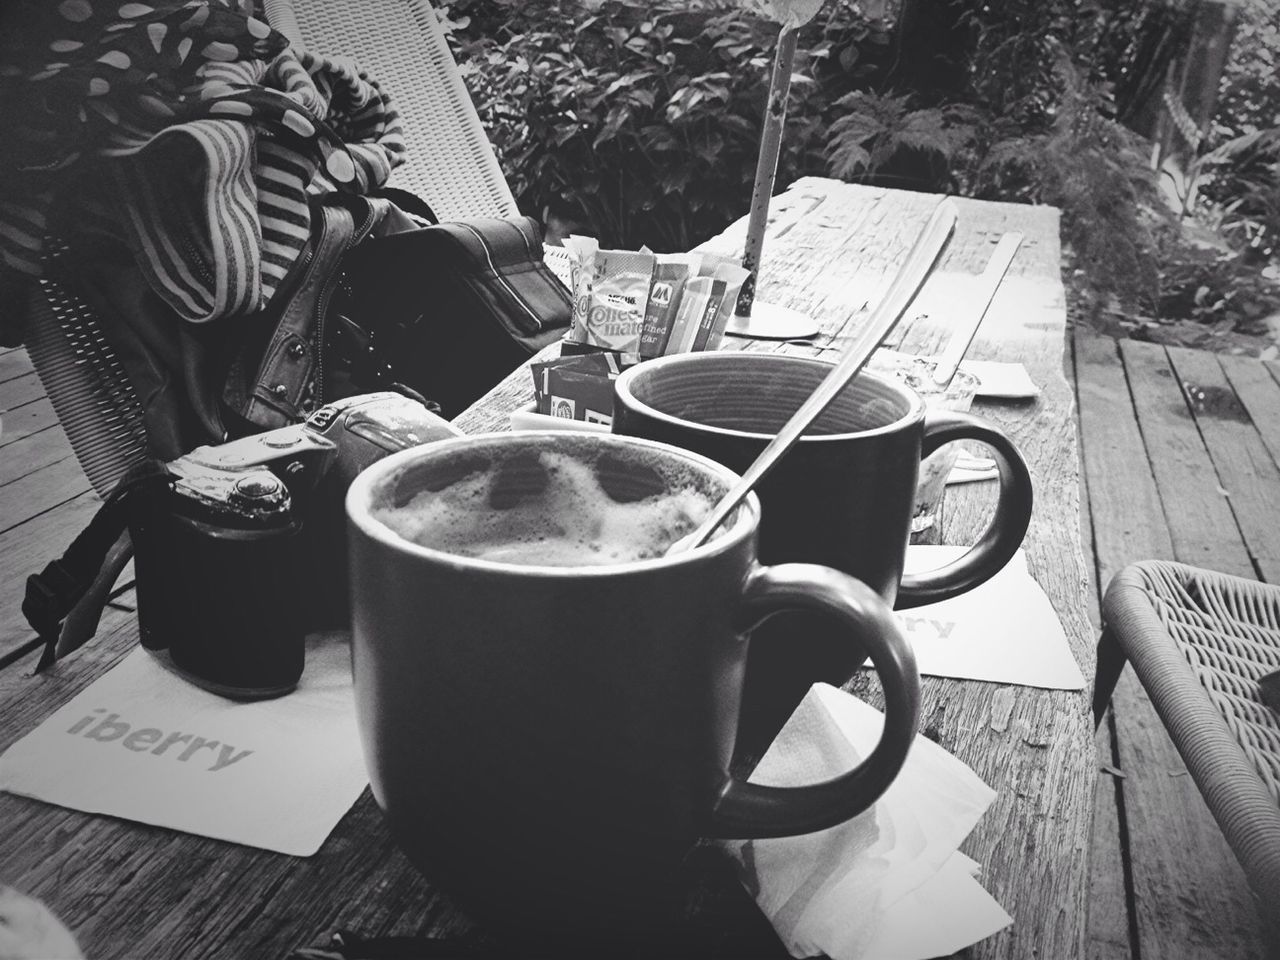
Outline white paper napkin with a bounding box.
[946,453,998,485]
[860,853,1010,960]
[723,683,1011,960]
[892,546,1085,690]
[0,633,367,856]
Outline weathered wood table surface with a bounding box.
[0,178,1093,959]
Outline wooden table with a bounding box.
[0,178,1094,959]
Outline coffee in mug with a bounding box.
[346,431,920,950]
[372,445,717,566]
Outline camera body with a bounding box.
[130,392,462,699]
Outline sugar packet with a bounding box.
[663,256,749,355]
[560,339,642,368]
[637,252,695,359]
[530,353,624,425]
[562,236,655,354]
[562,234,598,345]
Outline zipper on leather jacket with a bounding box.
[454,221,544,333]
[313,200,378,404]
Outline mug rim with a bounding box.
[346,430,761,576]
[614,352,925,443]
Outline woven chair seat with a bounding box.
[1096,560,1280,921]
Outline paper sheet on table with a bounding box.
[0,633,367,856]
[869,349,1039,399]
[890,546,1085,690]
[958,359,1040,399]
[722,683,1011,960]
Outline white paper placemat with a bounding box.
[0,633,367,856]
[892,546,1085,689]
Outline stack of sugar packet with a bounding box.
[528,351,627,426]
[721,683,1011,959]
[561,237,749,361]
[514,238,750,429]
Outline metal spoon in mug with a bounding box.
[668,196,960,555]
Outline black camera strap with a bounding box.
[24,460,173,672]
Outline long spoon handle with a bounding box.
[682,196,960,550]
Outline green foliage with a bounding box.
[1193,127,1280,260]
[442,0,1273,334]
[1196,2,1280,261]
[444,0,835,252]
[1213,2,1280,139]
[823,91,983,188]
[972,55,1167,312]
[1094,1,1196,129]
[958,1,1099,126]
[1154,233,1280,335]
[818,5,1169,312]
[819,0,1274,323]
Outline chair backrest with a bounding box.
[25,0,517,497]
[24,252,152,497]
[263,0,518,221]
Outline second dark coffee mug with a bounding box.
[613,352,1033,754]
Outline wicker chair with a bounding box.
[1094,560,1280,939]
[24,0,530,498]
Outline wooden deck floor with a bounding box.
[1073,326,1277,960]
[2,331,1277,958]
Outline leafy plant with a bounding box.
[446,0,837,252]
[818,5,1170,312]
[1194,1,1280,264]
[442,0,902,251]
[1193,128,1280,259]
[973,55,1167,313]
[960,0,1096,126]
[823,90,983,191]
[1155,227,1280,335]
[1212,2,1280,141]
[442,0,1273,339]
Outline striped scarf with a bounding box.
[0,0,405,325]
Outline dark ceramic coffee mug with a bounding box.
[346,431,919,948]
[613,351,1032,755]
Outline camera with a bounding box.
[128,392,462,700]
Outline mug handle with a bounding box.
[896,410,1033,610]
[706,563,920,839]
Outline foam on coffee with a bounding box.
[373,448,720,566]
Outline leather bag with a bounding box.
[321,211,573,419]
